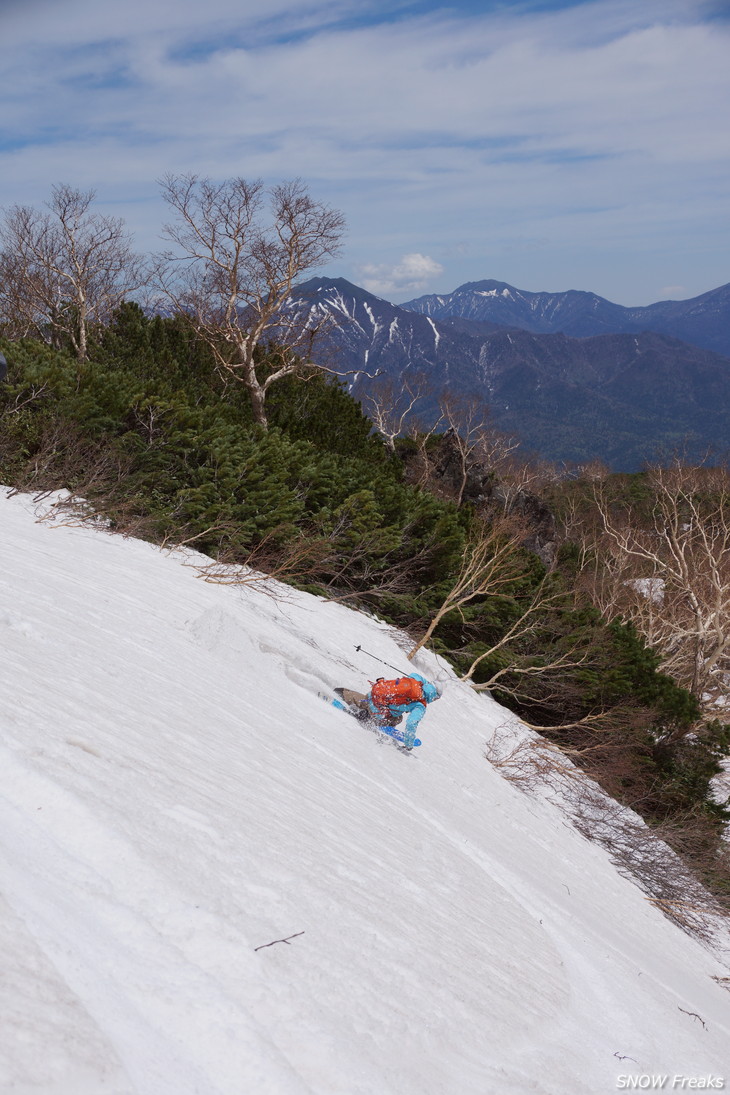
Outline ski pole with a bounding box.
[354,645,407,676]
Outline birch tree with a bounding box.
[361,374,428,452]
[406,514,528,659]
[405,512,586,713]
[155,175,345,428]
[0,184,146,360]
[585,462,730,709]
[437,393,520,507]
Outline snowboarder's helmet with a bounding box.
[422,680,442,703]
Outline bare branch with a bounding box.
[438,393,520,507]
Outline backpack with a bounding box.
[370,677,425,710]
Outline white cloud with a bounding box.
[357,253,444,297]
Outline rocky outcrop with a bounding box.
[493,484,557,568]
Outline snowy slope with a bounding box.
[1,488,729,1095]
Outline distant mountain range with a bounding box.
[287,277,730,470]
[402,279,730,358]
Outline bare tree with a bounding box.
[406,513,527,659]
[437,393,520,506]
[155,175,345,428]
[362,374,428,452]
[458,576,586,697]
[404,510,590,720]
[582,461,730,710]
[495,453,564,513]
[0,184,146,360]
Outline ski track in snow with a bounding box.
[1,488,729,1095]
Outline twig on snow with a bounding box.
[678,1006,707,1030]
[254,931,305,952]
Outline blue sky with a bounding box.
[0,0,728,304]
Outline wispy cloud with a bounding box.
[0,0,727,303]
[659,285,688,299]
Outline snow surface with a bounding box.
[1,488,729,1095]
[627,577,665,605]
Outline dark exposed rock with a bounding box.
[493,485,557,568]
[427,429,494,505]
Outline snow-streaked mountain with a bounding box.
[402,280,730,357]
[288,278,730,469]
[2,488,730,1095]
[285,276,502,380]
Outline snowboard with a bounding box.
[327,688,421,748]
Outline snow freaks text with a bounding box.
[616,1079,725,1090]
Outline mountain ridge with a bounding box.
[401,278,730,356]
[287,278,730,469]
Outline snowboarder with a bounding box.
[337,674,441,750]
[0,352,7,383]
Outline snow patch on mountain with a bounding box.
[363,302,381,336]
